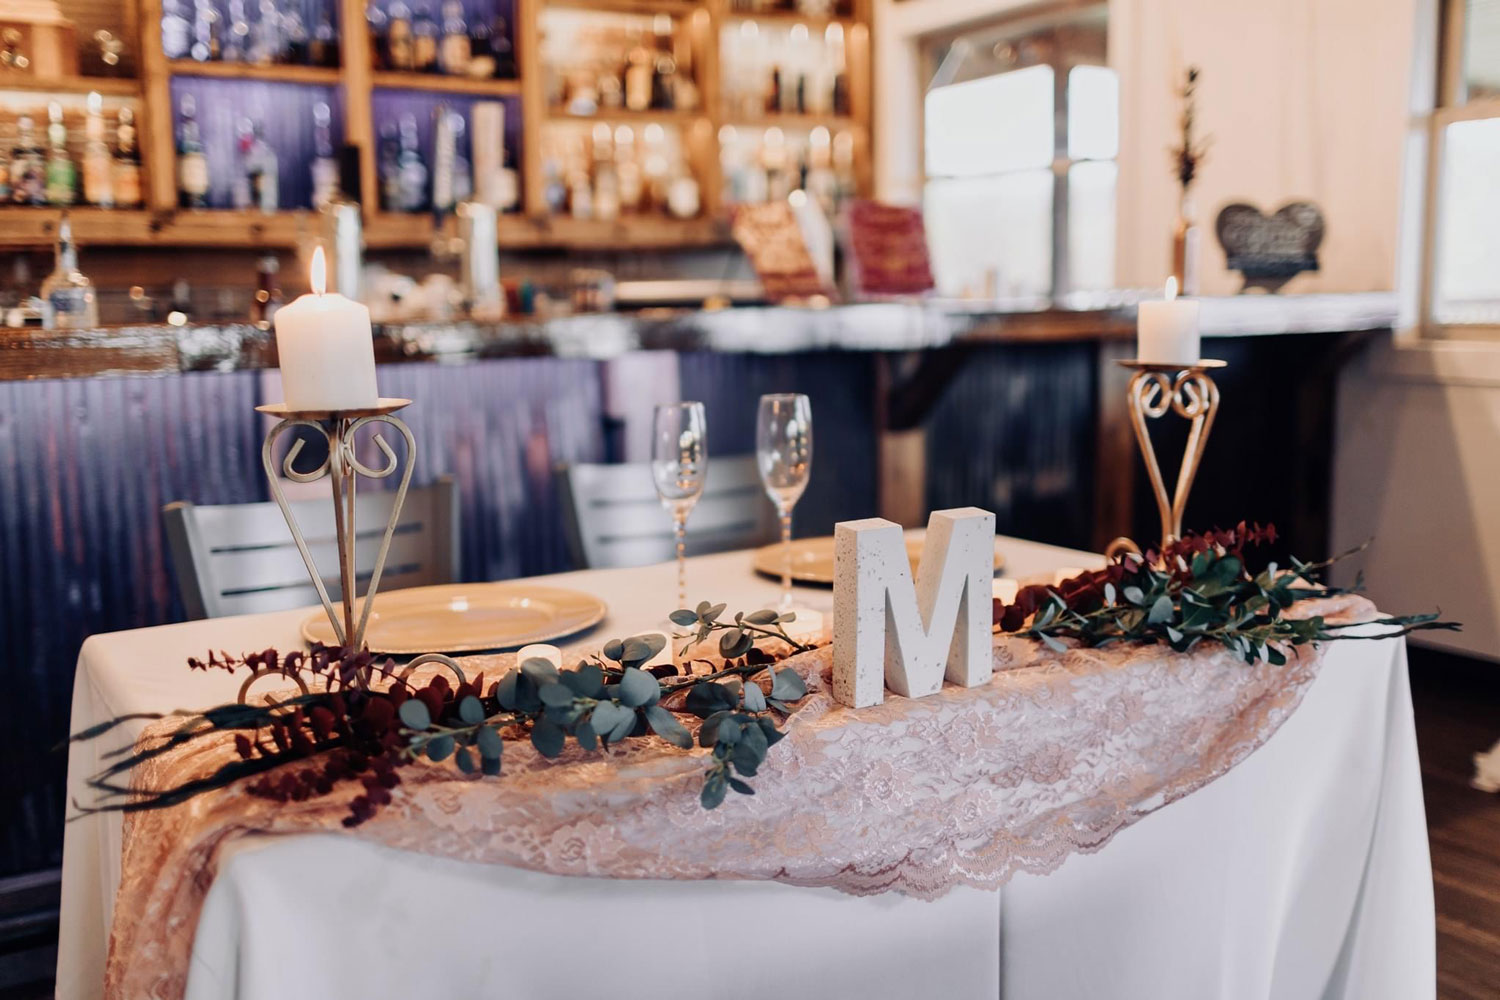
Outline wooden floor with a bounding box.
[3,647,1497,1000]
[1410,646,1500,1000]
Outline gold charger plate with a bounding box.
[301,582,608,654]
[752,536,1005,586]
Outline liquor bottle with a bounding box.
[0,125,11,203]
[495,143,519,212]
[162,0,193,59]
[412,2,439,72]
[378,120,402,210]
[245,120,279,212]
[191,0,223,62]
[252,0,286,64]
[624,32,654,112]
[395,113,429,211]
[666,165,699,219]
[766,66,782,115]
[223,0,249,60]
[650,18,676,110]
[489,17,516,78]
[805,127,836,215]
[44,102,77,206]
[39,214,99,331]
[177,95,210,209]
[111,107,143,207]
[439,0,469,75]
[283,10,310,65]
[449,111,473,204]
[310,4,338,67]
[11,116,47,205]
[431,107,457,213]
[82,92,114,208]
[310,102,339,210]
[367,1,390,70]
[386,1,414,70]
[231,117,254,208]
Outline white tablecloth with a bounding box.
[57,536,1435,1000]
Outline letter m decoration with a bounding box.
[831,508,996,708]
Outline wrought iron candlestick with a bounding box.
[1107,360,1226,558]
[246,398,464,697]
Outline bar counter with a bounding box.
[0,292,1398,381]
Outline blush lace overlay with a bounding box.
[103,595,1376,1000]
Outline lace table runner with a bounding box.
[104,594,1374,999]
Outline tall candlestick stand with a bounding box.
[247,398,465,697]
[1106,360,1226,558]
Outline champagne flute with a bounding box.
[756,393,813,610]
[651,401,708,610]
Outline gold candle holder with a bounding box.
[1107,359,1227,558]
[247,397,465,697]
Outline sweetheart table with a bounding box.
[57,535,1434,1000]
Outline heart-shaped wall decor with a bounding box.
[1214,201,1325,292]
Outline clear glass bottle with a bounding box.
[310,102,339,210]
[411,1,439,72]
[245,120,279,212]
[367,1,390,70]
[231,116,254,209]
[44,102,77,206]
[439,0,469,75]
[378,120,402,210]
[40,214,99,331]
[111,107,143,207]
[624,31,654,112]
[222,0,249,60]
[82,92,114,208]
[310,3,338,67]
[191,0,222,61]
[162,0,193,58]
[177,95,210,209]
[252,0,285,64]
[386,1,413,70]
[395,113,429,211]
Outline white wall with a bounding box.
[1332,344,1500,661]
[875,0,1420,295]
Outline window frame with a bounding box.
[917,3,1112,303]
[1421,0,1500,339]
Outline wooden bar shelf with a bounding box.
[0,75,141,97]
[164,60,343,86]
[543,0,700,14]
[723,112,860,130]
[370,72,523,97]
[546,106,707,126]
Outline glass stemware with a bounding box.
[651,401,708,610]
[755,393,813,610]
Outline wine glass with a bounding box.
[756,393,813,610]
[651,402,708,610]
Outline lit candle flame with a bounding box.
[310,245,327,296]
[1165,276,1178,302]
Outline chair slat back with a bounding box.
[559,456,776,569]
[163,477,459,620]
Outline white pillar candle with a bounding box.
[273,246,379,412]
[992,578,1019,605]
[1136,277,1201,366]
[517,644,564,671]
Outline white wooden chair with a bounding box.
[558,456,776,569]
[163,477,460,620]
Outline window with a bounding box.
[1426,0,1500,331]
[920,8,1116,302]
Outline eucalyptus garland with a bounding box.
[993,525,1459,662]
[70,603,812,826]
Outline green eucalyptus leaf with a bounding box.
[728,778,755,796]
[455,746,476,774]
[715,717,743,746]
[770,668,806,701]
[618,667,661,708]
[521,658,560,684]
[621,633,667,665]
[1122,586,1145,606]
[531,717,566,758]
[494,670,519,711]
[561,662,606,698]
[398,698,432,731]
[457,695,485,725]
[643,705,693,749]
[705,603,727,622]
[1148,594,1176,624]
[481,753,502,776]
[701,772,728,809]
[476,724,503,760]
[425,735,455,762]
[589,701,631,738]
[669,609,700,627]
[745,609,779,625]
[741,682,767,713]
[602,639,624,662]
[539,682,575,708]
[574,717,598,751]
[777,611,796,623]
